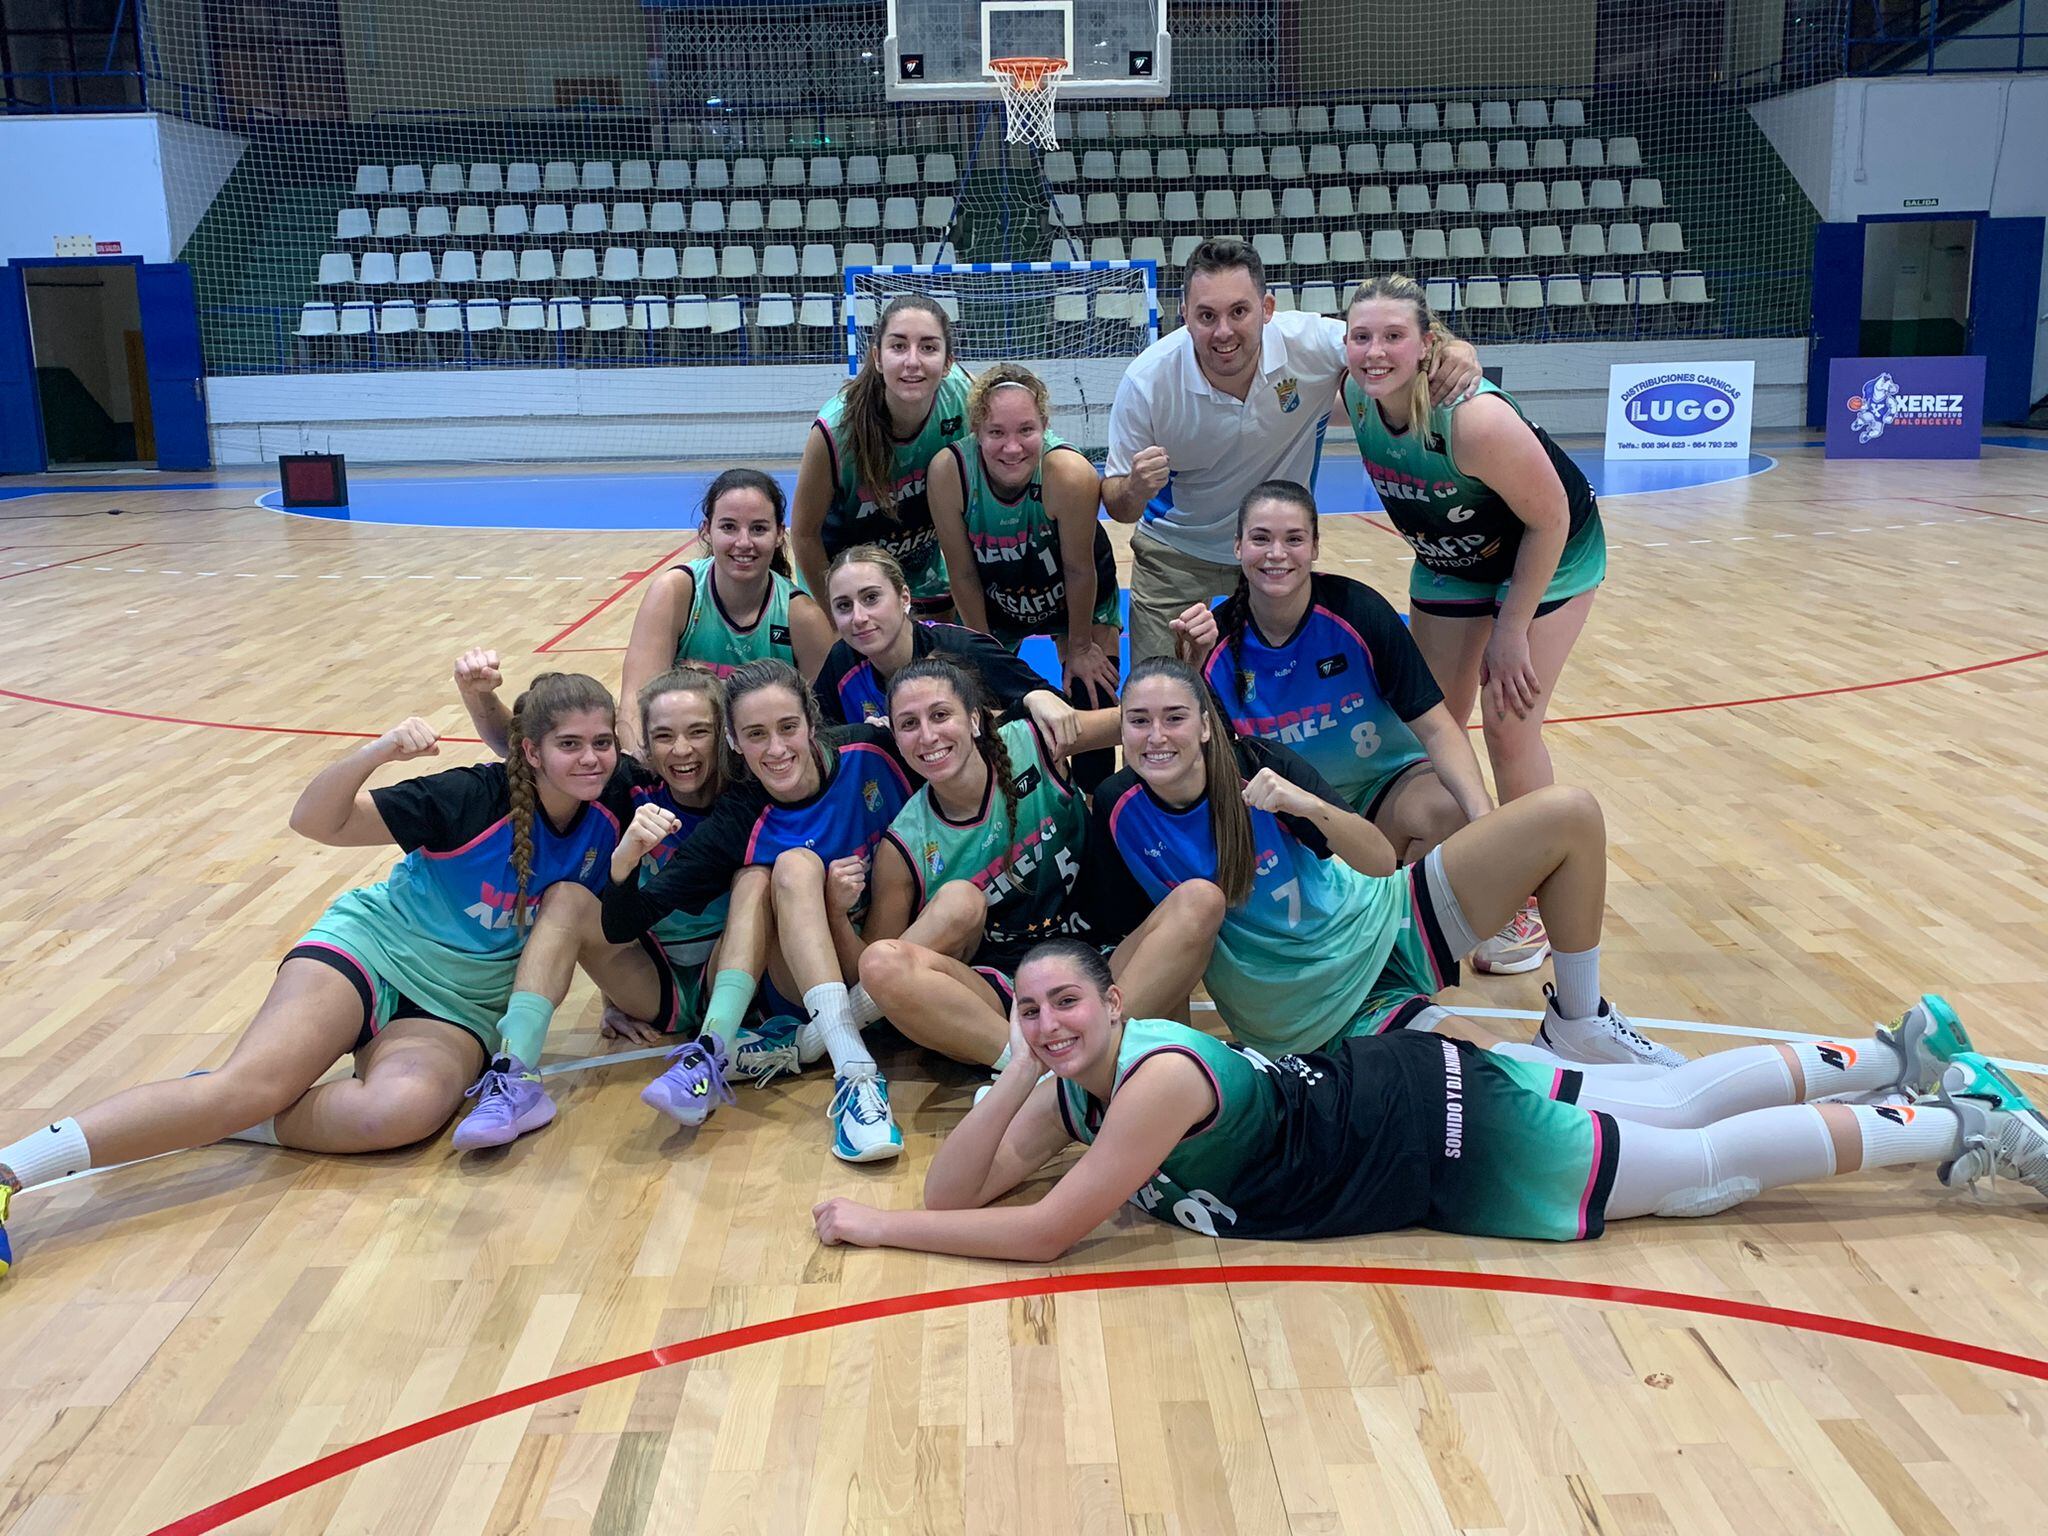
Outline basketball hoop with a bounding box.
[989,57,1069,150]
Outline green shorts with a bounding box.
[658,932,717,1035]
[1427,1046,1619,1241]
[1409,510,1606,618]
[295,888,514,1058]
[1329,859,1464,1043]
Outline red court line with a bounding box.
[1910,496,2048,529]
[0,689,483,744]
[534,541,693,654]
[1544,646,2047,726]
[147,1261,2048,1536]
[0,541,145,583]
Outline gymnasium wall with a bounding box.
[0,117,176,263]
[1295,0,1596,93]
[203,338,1809,464]
[334,0,649,116]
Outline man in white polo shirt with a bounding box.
[1104,237,1481,661]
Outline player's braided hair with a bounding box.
[839,293,955,522]
[1123,656,1255,906]
[637,663,733,803]
[699,467,793,577]
[1345,272,1448,451]
[887,655,1021,828]
[1221,480,1322,693]
[724,657,830,788]
[505,672,617,929]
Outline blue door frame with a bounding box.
[0,254,211,472]
[1807,211,2044,426]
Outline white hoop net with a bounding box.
[992,59,1069,150]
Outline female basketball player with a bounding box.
[1342,273,1609,974]
[813,937,2045,1260]
[1090,657,1679,1067]
[927,363,1122,785]
[598,658,916,1162]
[814,545,1089,756]
[792,294,971,617]
[852,657,1221,1067]
[455,650,770,1127]
[0,673,674,1272]
[1197,480,1492,863]
[616,468,834,758]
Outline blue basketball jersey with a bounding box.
[1091,739,1404,1057]
[1203,572,1440,815]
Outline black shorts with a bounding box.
[281,943,460,1054]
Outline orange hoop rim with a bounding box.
[989,56,1069,92]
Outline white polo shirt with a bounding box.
[1105,309,1348,564]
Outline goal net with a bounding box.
[845,260,1158,453]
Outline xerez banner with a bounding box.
[1824,355,1984,460]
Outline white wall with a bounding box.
[0,116,173,262]
[1749,74,2048,223]
[0,113,247,263]
[204,340,1809,465]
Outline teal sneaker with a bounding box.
[1923,1052,2048,1198]
[1876,994,1975,1096]
[732,1015,818,1087]
[829,1068,902,1164]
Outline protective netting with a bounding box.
[847,260,1158,452]
[135,0,1820,460]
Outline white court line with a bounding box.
[42,1005,2048,1190]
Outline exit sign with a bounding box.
[1902,197,1938,208]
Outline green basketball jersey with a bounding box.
[881,717,1088,965]
[1057,1018,1284,1234]
[955,435,1118,635]
[674,557,800,678]
[1342,376,1598,587]
[815,364,973,603]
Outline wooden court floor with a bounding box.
[2,443,2047,1534]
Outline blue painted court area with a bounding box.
[251,452,1776,531]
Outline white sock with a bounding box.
[222,1118,281,1146]
[1550,944,1601,1020]
[847,983,884,1027]
[1847,1102,1963,1167]
[1607,1104,1839,1220]
[0,1118,93,1190]
[1571,1045,1798,1129]
[804,982,875,1076]
[1788,1037,1903,1098]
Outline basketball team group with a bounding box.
[3,238,2042,1279]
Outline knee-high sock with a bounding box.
[1605,1102,1962,1220]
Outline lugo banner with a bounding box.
[1603,362,1755,460]
[1824,355,1984,461]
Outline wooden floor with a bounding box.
[3,443,2047,1535]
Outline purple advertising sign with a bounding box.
[1824,355,1985,460]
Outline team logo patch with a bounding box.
[579,849,597,878]
[922,840,944,877]
[939,414,964,436]
[1874,1104,1917,1126]
[1816,1042,1858,1071]
[862,778,882,811]
[1316,654,1348,679]
[1015,766,1041,795]
[1238,670,1256,701]
[770,623,790,645]
[1275,376,1300,413]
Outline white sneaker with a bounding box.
[1535,983,1684,1069]
[1472,902,1551,975]
[829,1068,903,1163]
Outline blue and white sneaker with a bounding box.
[829,1068,902,1163]
[1925,1052,2048,1199]
[732,1014,823,1087]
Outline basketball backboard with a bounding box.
[885,0,1170,100]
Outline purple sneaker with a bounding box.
[641,1033,736,1126]
[452,1056,556,1149]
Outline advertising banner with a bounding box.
[1824,355,1984,460]
[1603,362,1755,460]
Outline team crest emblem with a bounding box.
[923,841,944,876]
[1275,376,1300,413]
[769,623,790,644]
[1316,654,1347,679]
[1238,671,1256,700]
[940,414,964,436]
[580,849,597,877]
[863,778,882,811]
